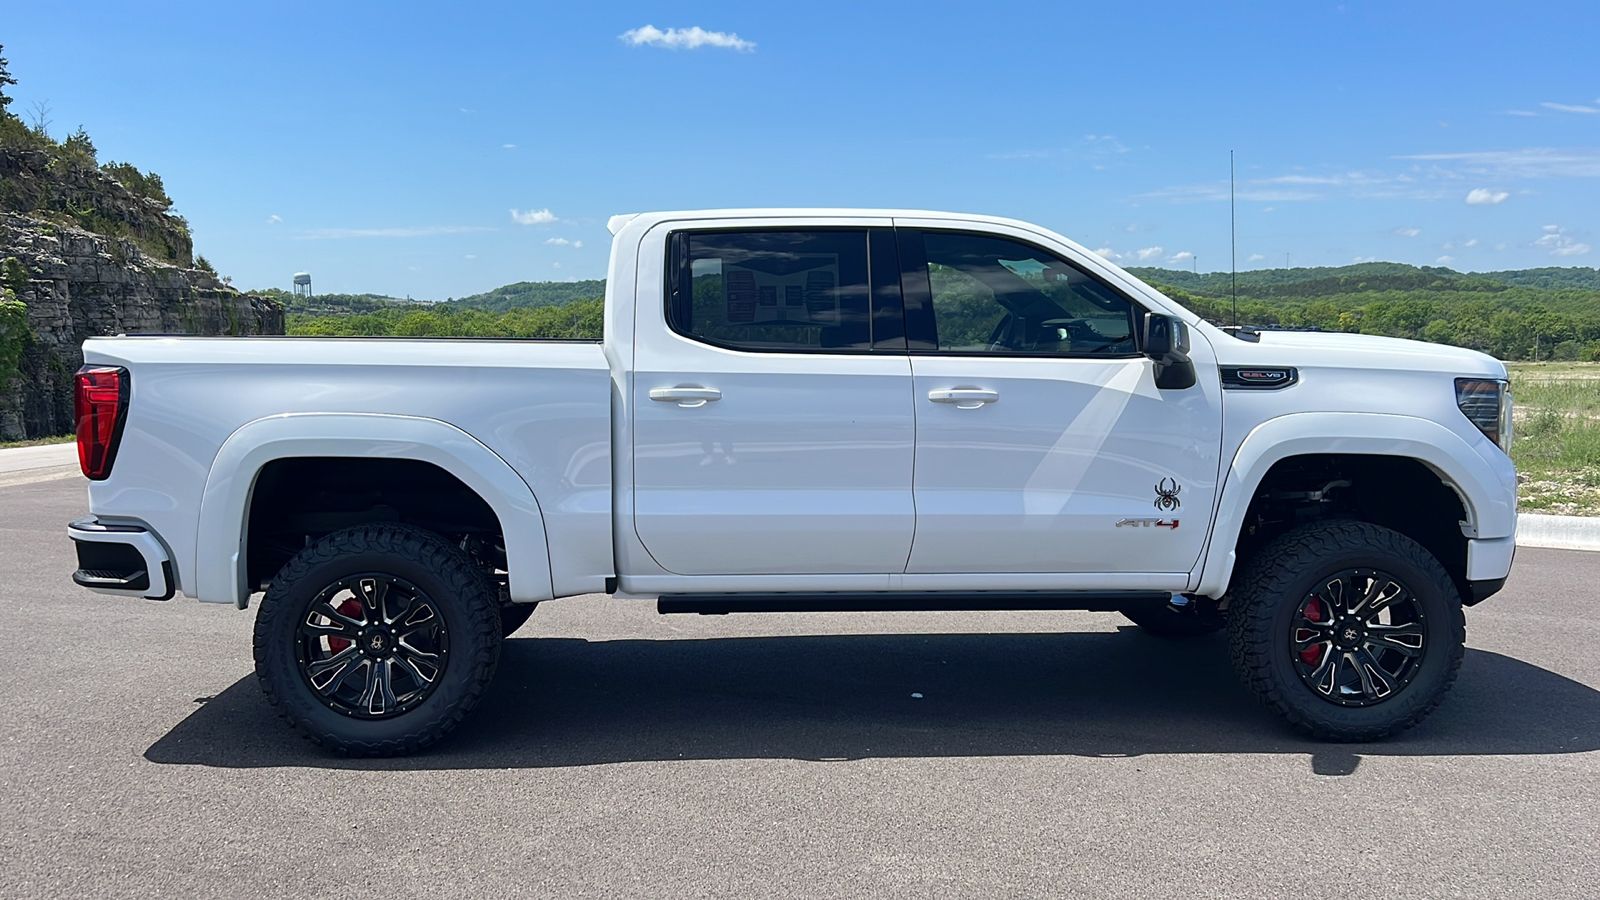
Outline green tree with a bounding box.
[0,44,16,118]
[0,288,29,391]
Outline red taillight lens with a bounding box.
[75,366,129,480]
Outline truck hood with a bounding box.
[1210,328,1507,378]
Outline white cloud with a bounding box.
[1436,256,1455,266]
[1169,251,1194,263]
[1503,110,1539,116]
[1354,256,1377,263]
[1465,188,1510,205]
[545,237,583,248]
[464,254,477,260]
[502,144,516,150]
[1247,253,1265,263]
[1134,246,1164,261]
[1092,247,1120,260]
[510,208,556,225]
[1542,102,1599,114]
[267,214,282,224]
[1396,147,1600,179]
[1395,227,1422,237]
[1465,238,1479,247]
[620,25,754,52]
[553,262,562,269]
[296,226,493,240]
[1533,225,1591,257]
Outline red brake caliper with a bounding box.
[326,598,364,654]
[1298,598,1325,666]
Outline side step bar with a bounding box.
[658,591,1174,615]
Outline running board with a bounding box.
[657,591,1173,615]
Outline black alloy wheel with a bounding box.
[296,574,449,718]
[1288,568,1427,706]
[1228,520,1465,741]
[254,524,501,756]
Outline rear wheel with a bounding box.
[253,524,502,756]
[1227,520,1464,741]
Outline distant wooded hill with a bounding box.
[450,279,606,311]
[1124,263,1600,360]
[284,263,1600,361]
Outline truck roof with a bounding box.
[606,208,1042,235]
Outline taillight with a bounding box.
[1455,377,1512,455]
[75,366,130,480]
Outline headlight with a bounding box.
[1455,378,1512,454]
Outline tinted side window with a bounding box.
[921,231,1137,356]
[670,230,872,352]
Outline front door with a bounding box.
[897,224,1224,579]
[631,223,917,576]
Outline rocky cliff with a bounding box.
[0,149,283,440]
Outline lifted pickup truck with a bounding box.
[68,209,1517,755]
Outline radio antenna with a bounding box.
[1230,150,1238,327]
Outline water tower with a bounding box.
[293,272,312,300]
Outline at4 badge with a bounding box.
[1153,477,1182,512]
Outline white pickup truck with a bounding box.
[67,209,1517,755]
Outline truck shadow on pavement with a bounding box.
[145,629,1600,775]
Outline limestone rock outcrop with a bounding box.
[0,210,283,440]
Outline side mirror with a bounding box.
[1143,314,1196,390]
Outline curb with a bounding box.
[1517,514,1600,552]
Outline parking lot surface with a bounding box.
[2,475,1597,898]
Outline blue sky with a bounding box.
[5,1,1599,299]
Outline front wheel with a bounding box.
[253,524,502,756]
[1227,520,1465,741]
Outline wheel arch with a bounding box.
[1194,412,1516,600]
[196,413,553,608]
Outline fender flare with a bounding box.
[1193,412,1516,598]
[195,412,553,608]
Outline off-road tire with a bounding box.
[253,524,502,756]
[1227,520,1465,741]
[1121,605,1224,637]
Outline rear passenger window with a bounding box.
[670,230,873,352]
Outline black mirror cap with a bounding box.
[1143,314,1196,389]
[1143,314,1191,365]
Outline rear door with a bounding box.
[631,220,916,576]
[898,222,1224,580]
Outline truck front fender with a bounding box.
[1193,412,1517,598]
[195,413,553,608]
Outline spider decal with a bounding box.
[1153,478,1182,512]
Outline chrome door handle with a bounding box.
[928,388,999,409]
[649,386,722,408]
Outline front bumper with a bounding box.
[67,516,175,601]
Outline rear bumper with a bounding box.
[67,516,175,601]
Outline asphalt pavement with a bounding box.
[2,473,1596,899]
